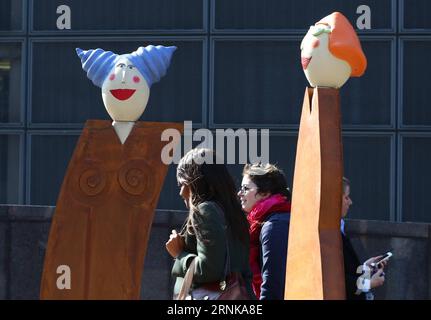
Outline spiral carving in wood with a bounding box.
[79,168,107,196]
[118,160,153,196]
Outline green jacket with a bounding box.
[171,201,254,298]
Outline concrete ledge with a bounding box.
[347,219,431,239]
[0,205,55,222]
[0,205,430,299]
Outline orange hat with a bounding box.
[316,12,367,77]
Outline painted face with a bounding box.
[300,23,351,88]
[237,175,268,213]
[101,57,150,122]
[341,185,353,218]
[300,24,328,70]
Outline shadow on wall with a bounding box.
[0,205,430,300]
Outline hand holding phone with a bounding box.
[370,251,392,269]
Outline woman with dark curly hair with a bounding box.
[166,148,254,299]
[238,163,291,300]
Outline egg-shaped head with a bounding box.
[300,12,367,88]
[76,45,176,121]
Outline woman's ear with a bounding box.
[256,191,271,200]
[262,192,271,199]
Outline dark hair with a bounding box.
[176,148,249,244]
[342,177,350,194]
[242,163,291,200]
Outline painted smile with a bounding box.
[110,89,136,101]
[301,56,312,70]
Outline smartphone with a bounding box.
[370,251,393,269]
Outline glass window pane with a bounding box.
[341,39,393,126]
[0,43,22,123]
[31,40,202,124]
[403,0,431,30]
[157,132,298,210]
[33,0,203,31]
[224,133,298,195]
[343,135,392,221]
[0,133,21,204]
[30,134,79,205]
[215,0,392,30]
[213,40,306,126]
[0,0,22,31]
[213,39,391,127]
[402,40,431,126]
[402,136,431,223]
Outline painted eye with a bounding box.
[133,76,140,83]
[116,63,126,68]
[109,74,115,81]
[128,65,135,70]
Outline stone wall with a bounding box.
[0,205,429,300]
[346,219,431,300]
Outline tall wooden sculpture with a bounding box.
[40,45,182,299]
[284,12,367,299]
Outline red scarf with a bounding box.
[247,194,291,299]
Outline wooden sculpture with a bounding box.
[40,45,182,299]
[284,12,367,300]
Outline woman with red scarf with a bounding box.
[238,163,291,300]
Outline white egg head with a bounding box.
[300,23,351,88]
[101,57,149,121]
[76,45,177,121]
[300,12,367,89]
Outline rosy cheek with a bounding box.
[133,76,140,83]
[109,74,115,81]
[312,38,320,48]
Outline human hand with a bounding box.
[364,255,388,269]
[165,229,185,258]
[370,267,385,289]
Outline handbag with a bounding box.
[177,257,250,300]
[176,204,250,300]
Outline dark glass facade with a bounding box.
[0,0,429,223]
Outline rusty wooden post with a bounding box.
[284,87,345,300]
[40,120,183,299]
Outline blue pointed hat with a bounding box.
[127,45,177,87]
[76,45,177,88]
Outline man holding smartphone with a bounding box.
[341,177,388,300]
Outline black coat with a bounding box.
[342,233,366,300]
